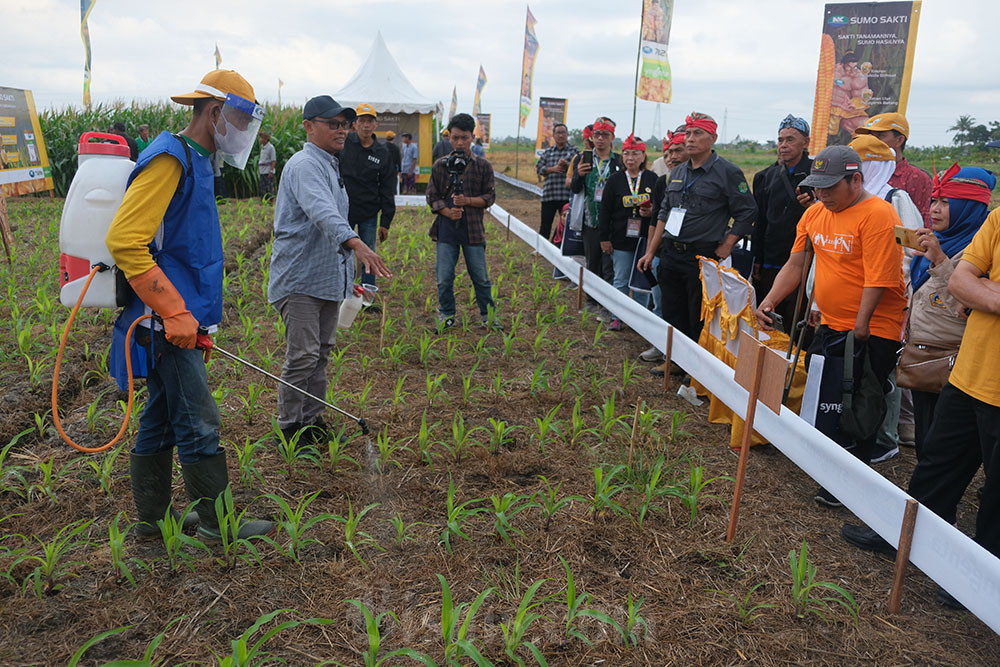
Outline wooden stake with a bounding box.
[378,295,387,351]
[577,266,584,311]
[663,326,673,391]
[888,499,919,614]
[506,213,511,241]
[726,343,766,543]
[628,401,642,467]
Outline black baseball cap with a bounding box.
[800,145,862,189]
[303,95,357,122]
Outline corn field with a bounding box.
[40,102,307,198]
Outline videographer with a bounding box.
[426,113,498,329]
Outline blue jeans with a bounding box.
[436,242,494,317]
[650,255,662,318]
[611,248,649,311]
[355,216,378,286]
[134,331,221,464]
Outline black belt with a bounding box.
[668,240,717,253]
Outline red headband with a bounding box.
[592,121,615,136]
[932,162,993,205]
[622,134,646,153]
[685,113,717,135]
[664,130,685,150]
[582,125,593,140]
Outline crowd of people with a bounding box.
[103,67,999,614]
[536,109,999,611]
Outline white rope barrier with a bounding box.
[488,199,1000,633]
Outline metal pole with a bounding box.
[631,0,646,136]
[211,344,369,434]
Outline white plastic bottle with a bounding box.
[59,132,135,308]
[337,285,365,329]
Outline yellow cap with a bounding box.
[855,112,909,138]
[171,70,255,105]
[848,134,895,161]
[442,128,450,136]
[385,130,396,138]
[355,103,377,119]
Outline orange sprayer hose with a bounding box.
[52,265,150,453]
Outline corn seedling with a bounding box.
[442,412,485,462]
[568,397,596,447]
[622,593,649,647]
[345,599,434,667]
[425,372,448,405]
[271,417,320,477]
[788,539,859,624]
[502,330,518,356]
[529,361,550,397]
[487,417,520,454]
[531,325,549,358]
[558,555,621,645]
[535,475,585,531]
[386,515,427,547]
[620,358,639,393]
[593,394,626,441]
[214,608,336,667]
[327,431,361,471]
[417,331,439,365]
[500,579,549,667]
[438,574,494,666]
[108,512,149,588]
[0,429,31,497]
[17,518,93,598]
[440,477,485,554]
[491,368,504,396]
[27,456,64,504]
[233,436,266,488]
[67,616,183,667]
[461,369,485,405]
[82,442,125,495]
[590,466,629,519]
[533,404,563,453]
[391,375,409,408]
[663,460,732,527]
[374,427,402,474]
[707,581,775,625]
[668,410,694,443]
[489,492,536,545]
[158,502,209,572]
[414,411,439,465]
[32,411,50,439]
[237,382,268,425]
[259,491,336,564]
[334,499,384,567]
[213,485,265,569]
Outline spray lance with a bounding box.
[194,329,369,435]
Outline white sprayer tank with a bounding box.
[59,132,135,308]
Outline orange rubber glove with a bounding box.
[127,266,199,349]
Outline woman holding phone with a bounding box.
[902,164,996,455]
[598,134,658,330]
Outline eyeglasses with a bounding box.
[592,131,612,139]
[312,119,351,130]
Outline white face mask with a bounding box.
[213,93,264,170]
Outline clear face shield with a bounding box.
[213,93,264,170]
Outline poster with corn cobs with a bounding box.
[0,87,54,197]
[636,0,673,104]
[810,1,922,154]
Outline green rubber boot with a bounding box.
[180,450,273,542]
[130,449,199,538]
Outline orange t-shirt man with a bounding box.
[792,196,906,340]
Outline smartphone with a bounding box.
[582,149,594,164]
[642,267,658,287]
[768,312,785,333]
[894,225,922,250]
[797,184,814,199]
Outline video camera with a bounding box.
[445,150,470,196]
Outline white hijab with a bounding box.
[860,148,896,199]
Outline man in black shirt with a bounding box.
[340,103,396,306]
[383,130,402,194]
[639,111,756,344]
[751,114,813,327]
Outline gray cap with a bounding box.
[800,145,862,188]
[303,95,357,122]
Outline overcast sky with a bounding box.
[7,0,997,147]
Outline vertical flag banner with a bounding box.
[535,97,567,152]
[810,1,921,154]
[473,66,487,116]
[636,0,674,103]
[449,86,457,121]
[214,43,222,69]
[0,87,54,197]
[278,78,284,106]
[519,6,539,128]
[80,0,97,108]
[476,113,492,149]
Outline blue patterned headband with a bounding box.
[779,114,810,137]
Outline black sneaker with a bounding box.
[304,418,330,445]
[814,486,844,508]
[935,586,966,611]
[870,443,900,464]
[274,422,304,445]
[362,303,383,315]
[437,315,455,330]
[840,523,896,556]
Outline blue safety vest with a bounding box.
[109,133,223,389]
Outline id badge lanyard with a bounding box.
[626,171,643,238]
[593,156,611,202]
[666,156,718,236]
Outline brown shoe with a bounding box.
[650,361,667,377]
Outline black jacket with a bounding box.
[598,169,658,251]
[339,132,396,228]
[384,139,401,172]
[751,151,812,267]
[433,139,452,162]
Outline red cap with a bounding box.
[79,132,131,158]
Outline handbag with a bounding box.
[568,191,585,231]
[839,331,887,442]
[897,339,958,393]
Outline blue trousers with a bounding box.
[355,216,379,287]
[134,331,221,465]
[436,242,494,317]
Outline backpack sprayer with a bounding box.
[52,133,368,454]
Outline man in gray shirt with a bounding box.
[268,95,391,442]
[639,111,756,344]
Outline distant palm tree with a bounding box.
[948,115,976,145]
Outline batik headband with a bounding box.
[779,114,810,137]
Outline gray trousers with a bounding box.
[275,294,340,429]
